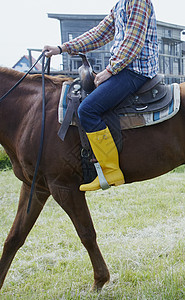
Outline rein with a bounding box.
[27,54,48,213]
[0,52,50,213]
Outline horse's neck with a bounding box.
[0,69,63,156]
[0,72,37,148]
[0,100,30,152]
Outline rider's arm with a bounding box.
[106,0,151,75]
[63,7,115,55]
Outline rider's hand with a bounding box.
[94,69,112,87]
[42,45,67,58]
[42,46,60,57]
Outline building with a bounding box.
[13,55,42,72]
[48,13,185,83]
[157,21,185,83]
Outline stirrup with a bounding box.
[94,162,110,190]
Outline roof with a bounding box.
[157,20,185,31]
[12,55,42,72]
[48,13,106,21]
[48,13,185,30]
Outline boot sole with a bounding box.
[80,179,125,192]
[113,179,125,186]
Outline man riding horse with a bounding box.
[43,0,159,192]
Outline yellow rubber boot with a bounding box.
[80,127,125,191]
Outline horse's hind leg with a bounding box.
[49,182,110,291]
[0,182,49,289]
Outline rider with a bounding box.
[43,0,159,192]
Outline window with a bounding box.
[173,58,180,75]
[68,34,73,41]
[70,59,82,71]
[164,43,173,55]
[164,57,170,74]
[164,43,170,55]
[165,29,172,37]
[159,55,164,73]
[158,41,163,54]
[175,43,180,57]
[93,65,101,72]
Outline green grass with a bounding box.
[0,146,12,170]
[0,169,185,299]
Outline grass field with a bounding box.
[0,169,185,299]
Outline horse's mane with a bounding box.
[0,66,71,87]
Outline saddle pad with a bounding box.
[58,81,72,124]
[58,82,180,130]
[119,83,180,130]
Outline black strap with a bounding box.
[57,46,63,54]
[72,94,90,151]
[58,93,90,151]
[58,98,76,141]
[27,54,47,213]
[44,57,51,75]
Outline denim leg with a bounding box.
[78,68,148,133]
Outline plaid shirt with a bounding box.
[64,0,159,78]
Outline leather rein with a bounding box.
[0,51,50,213]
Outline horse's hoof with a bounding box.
[90,276,110,293]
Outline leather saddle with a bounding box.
[58,54,173,152]
[58,55,174,184]
[115,74,172,115]
[77,53,172,114]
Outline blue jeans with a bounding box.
[78,68,148,133]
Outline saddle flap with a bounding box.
[121,83,167,109]
[115,84,173,114]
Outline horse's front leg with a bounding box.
[49,181,110,291]
[0,182,49,289]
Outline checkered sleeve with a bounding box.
[106,0,151,75]
[64,8,115,55]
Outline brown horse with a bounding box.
[0,66,185,291]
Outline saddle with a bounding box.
[77,53,173,115]
[58,54,177,184]
[58,54,173,139]
[115,74,172,114]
